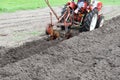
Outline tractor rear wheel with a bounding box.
[83,9,98,31]
[61,4,67,16]
[96,15,104,28]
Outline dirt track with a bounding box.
[0,7,62,47]
[0,6,120,47]
[0,15,120,80]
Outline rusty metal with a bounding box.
[50,12,52,25]
[65,30,72,39]
[58,10,67,22]
[46,11,60,40]
[45,0,73,40]
[45,0,104,40]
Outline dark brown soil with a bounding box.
[0,16,119,67]
[0,15,120,80]
[0,38,61,67]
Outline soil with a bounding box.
[0,6,120,80]
[0,15,120,80]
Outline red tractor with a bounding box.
[45,0,104,40]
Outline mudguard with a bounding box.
[92,1,102,11]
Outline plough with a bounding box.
[45,0,104,40]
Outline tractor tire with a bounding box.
[96,15,104,28]
[83,9,98,31]
[61,26,65,30]
[61,4,67,16]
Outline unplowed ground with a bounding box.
[0,14,120,80]
[0,6,120,47]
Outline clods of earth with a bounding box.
[0,15,120,80]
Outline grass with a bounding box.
[0,0,68,13]
[100,0,120,5]
[0,0,120,13]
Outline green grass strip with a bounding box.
[0,0,68,13]
[0,0,120,13]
